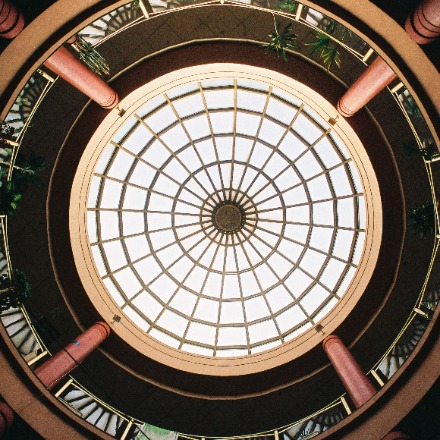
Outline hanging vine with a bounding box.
[71,36,110,76]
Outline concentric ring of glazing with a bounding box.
[70,64,382,372]
[87,77,363,355]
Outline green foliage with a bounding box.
[0,149,46,215]
[131,0,140,9]
[320,19,351,41]
[262,21,298,62]
[73,37,110,76]
[401,140,439,161]
[407,201,435,239]
[306,31,341,70]
[401,140,420,158]
[0,150,46,192]
[306,18,351,70]
[0,180,22,216]
[0,122,15,149]
[319,44,341,70]
[402,94,422,119]
[0,269,32,312]
[12,269,32,302]
[13,151,46,191]
[275,0,296,13]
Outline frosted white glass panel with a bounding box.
[86,77,367,357]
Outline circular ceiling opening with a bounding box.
[70,64,382,374]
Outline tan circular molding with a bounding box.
[69,63,382,376]
[0,0,436,436]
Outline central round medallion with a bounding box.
[214,203,244,233]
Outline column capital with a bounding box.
[405,0,440,44]
[323,334,343,351]
[93,321,111,339]
[0,0,25,39]
[66,34,78,44]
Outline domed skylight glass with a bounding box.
[84,74,366,358]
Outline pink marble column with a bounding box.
[324,336,411,439]
[44,46,119,109]
[66,34,78,44]
[34,322,110,390]
[405,0,440,44]
[0,402,13,436]
[381,432,411,440]
[337,57,397,118]
[0,0,24,39]
[0,0,118,109]
[338,0,440,118]
[323,335,377,408]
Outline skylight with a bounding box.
[84,74,366,357]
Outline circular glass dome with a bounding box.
[70,64,382,374]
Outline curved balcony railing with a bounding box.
[55,377,136,438]
[0,0,378,176]
[0,0,439,439]
[78,0,373,63]
[0,217,49,363]
[176,398,348,440]
[78,3,144,45]
[3,70,54,142]
[0,71,54,181]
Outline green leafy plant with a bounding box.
[0,122,15,149]
[71,37,110,76]
[407,201,435,239]
[0,180,22,216]
[275,0,296,13]
[0,269,32,312]
[262,21,298,62]
[131,0,140,9]
[306,19,351,70]
[0,150,46,216]
[401,140,439,161]
[306,32,341,70]
[0,150,46,192]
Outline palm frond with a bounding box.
[262,21,298,62]
[321,45,341,70]
[306,31,341,70]
[306,32,330,54]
